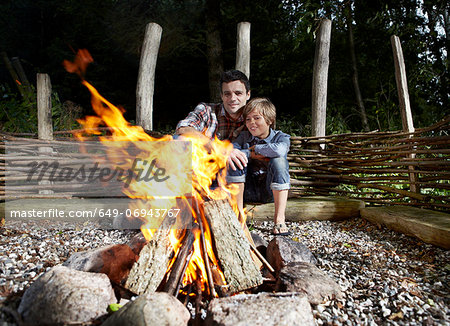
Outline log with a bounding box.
[361,206,450,249]
[246,197,365,222]
[163,228,196,296]
[203,199,263,294]
[124,228,175,295]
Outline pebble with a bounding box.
[253,218,450,325]
[1,218,449,325]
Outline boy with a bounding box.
[227,98,291,235]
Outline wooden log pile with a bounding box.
[121,199,263,304]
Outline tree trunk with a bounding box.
[205,0,224,102]
[345,3,370,132]
[423,0,449,109]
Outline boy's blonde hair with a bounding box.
[243,97,276,128]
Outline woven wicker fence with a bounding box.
[287,116,450,212]
[1,116,449,211]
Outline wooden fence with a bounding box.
[287,116,450,211]
[1,115,448,212]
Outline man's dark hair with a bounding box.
[220,70,250,93]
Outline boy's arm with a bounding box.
[254,133,290,158]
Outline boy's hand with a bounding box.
[249,146,269,161]
[228,149,248,171]
[251,152,270,161]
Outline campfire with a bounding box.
[64,50,266,303]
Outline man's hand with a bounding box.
[176,126,213,152]
[228,148,248,171]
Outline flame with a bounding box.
[66,49,239,294]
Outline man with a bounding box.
[177,70,263,254]
[176,70,251,171]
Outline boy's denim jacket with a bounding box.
[232,128,290,159]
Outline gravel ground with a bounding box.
[1,218,449,325]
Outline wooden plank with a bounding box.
[246,197,365,222]
[361,206,450,249]
[203,199,263,294]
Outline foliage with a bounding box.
[0,0,447,133]
[277,113,310,137]
[0,84,78,133]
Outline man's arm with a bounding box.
[175,103,213,139]
[227,132,249,171]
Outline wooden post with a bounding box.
[37,73,53,141]
[311,19,332,148]
[37,73,54,195]
[391,35,418,194]
[236,22,251,78]
[391,36,415,133]
[136,22,162,131]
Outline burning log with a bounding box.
[203,199,263,293]
[124,228,176,295]
[162,227,196,296]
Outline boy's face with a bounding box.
[221,80,250,119]
[245,109,270,139]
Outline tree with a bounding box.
[345,1,370,131]
[205,0,224,102]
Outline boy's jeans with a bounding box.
[227,157,290,201]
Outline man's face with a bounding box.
[220,80,250,119]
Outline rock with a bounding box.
[251,231,268,256]
[113,213,144,230]
[126,232,148,255]
[18,265,116,325]
[276,262,343,305]
[205,292,314,326]
[102,292,190,326]
[63,244,137,284]
[266,237,317,274]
